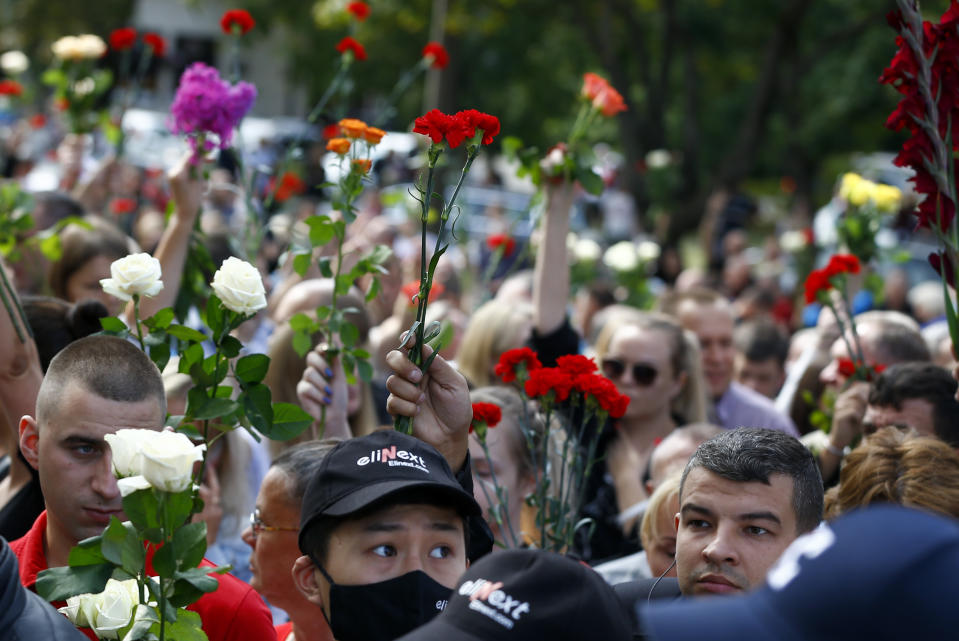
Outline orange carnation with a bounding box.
[326,138,351,155]
[339,118,367,138]
[364,126,386,144]
[352,159,372,174]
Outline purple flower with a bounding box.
[169,62,256,162]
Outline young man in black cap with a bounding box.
[291,429,483,641]
[395,548,633,641]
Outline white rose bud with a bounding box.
[58,579,138,639]
[0,50,29,75]
[139,431,205,493]
[104,429,148,477]
[603,241,640,272]
[100,253,164,303]
[211,257,267,315]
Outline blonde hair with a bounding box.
[824,427,959,520]
[640,471,681,552]
[456,300,533,387]
[593,310,708,424]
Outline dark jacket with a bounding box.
[0,536,87,640]
[614,577,682,640]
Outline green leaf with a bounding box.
[292,330,312,358]
[242,383,274,433]
[335,274,352,296]
[192,398,240,421]
[167,324,208,343]
[288,312,315,332]
[122,489,161,533]
[293,252,312,277]
[101,517,145,575]
[163,607,208,641]
[149,343,171,373]
[36,564,113,601]
[100,316,128,333]
[318,256,333,278]
[340,322,359,349]
[179,344,204,372]
[163,489,197,533]
[365,278,381,302]
[174,567,220,594]
[235,354,270,384]
[356,358,374,383]
[220,335,243,358]
[67,535,108,566]
[265,403,314,441]
[307,217,335,246]
[172,522,208,570]
[575,166,604,196]
[204,295,224,337]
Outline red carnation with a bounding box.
[470,402,502,430]
[413,108,459,145]
[487,234,516,257]
[109,27,137,51]
[837,357,857,378]
[494,347,542,384]
[0,80,23,96]
[347,1,370,21]
[824,253,861,278]
[804,268,832,304]
[422,42,449,69]
[110,198,137,216]
[525,367,574,402]
[143,33,166,57]
[336,36,367,61]
[557,354,597,376]
[454,109,500,146]
[221,9,255,35]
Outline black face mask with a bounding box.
[314,561,451,641]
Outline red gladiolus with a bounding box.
[804,268,832,304]
[454,109,500,146]
[557,354,597,376]
[470,402,502,430]
[143,33,167,57]
[336,37,367,61]
[422,42,449,69]
[0,80,23,96]
[487,234,516,257]
[929,251,957,288]
[110,198,137,215]
[347,1,370,21]
[109,27,137,51]
[495,347,542,384]
[221,9,255,35]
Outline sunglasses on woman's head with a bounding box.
[601,358,658,386]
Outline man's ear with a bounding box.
[292,555,326,608]
[19,415,39,470]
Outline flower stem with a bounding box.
[132,295,146,352]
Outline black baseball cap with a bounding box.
[298,430,481,554]
[395,549,633,641]
[642,505,959,641]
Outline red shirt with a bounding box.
[275,621,294,640]
[11,511,274,641]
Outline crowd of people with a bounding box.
[0,100,957,640]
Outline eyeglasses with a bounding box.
[601,358,658,386]
[249,508,298,539]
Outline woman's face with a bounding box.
[645,494,679,578]
[603,325,684,422]
[468,417,534,548]
[64,254,123,316]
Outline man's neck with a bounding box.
[288,601,335,641]
[43,517,75,569]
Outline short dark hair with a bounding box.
[23,296,108,372]
[868,363,959,448]
[303,487,470,565]
[37,335,166,425]
[734,320,789,366]
[271,439,342,506]
[680,428,823,534]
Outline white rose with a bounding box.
[211,257,267,315]
[104,429,151,477]
[603,241,640,272]
[77,34,107,59]
[58,579,138,639]
[51,36,81,60]
[139,431,205,493]
[0,50,29,75]
[637,240,661,262]
[573,238,602,263]
[99,253,164,302]
[117,475,153,497]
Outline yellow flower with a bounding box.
[326,138,351,155]
[364,127,386,145]
[839,173,863,202]
[871,184,902,213]
[338,118,367,138]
